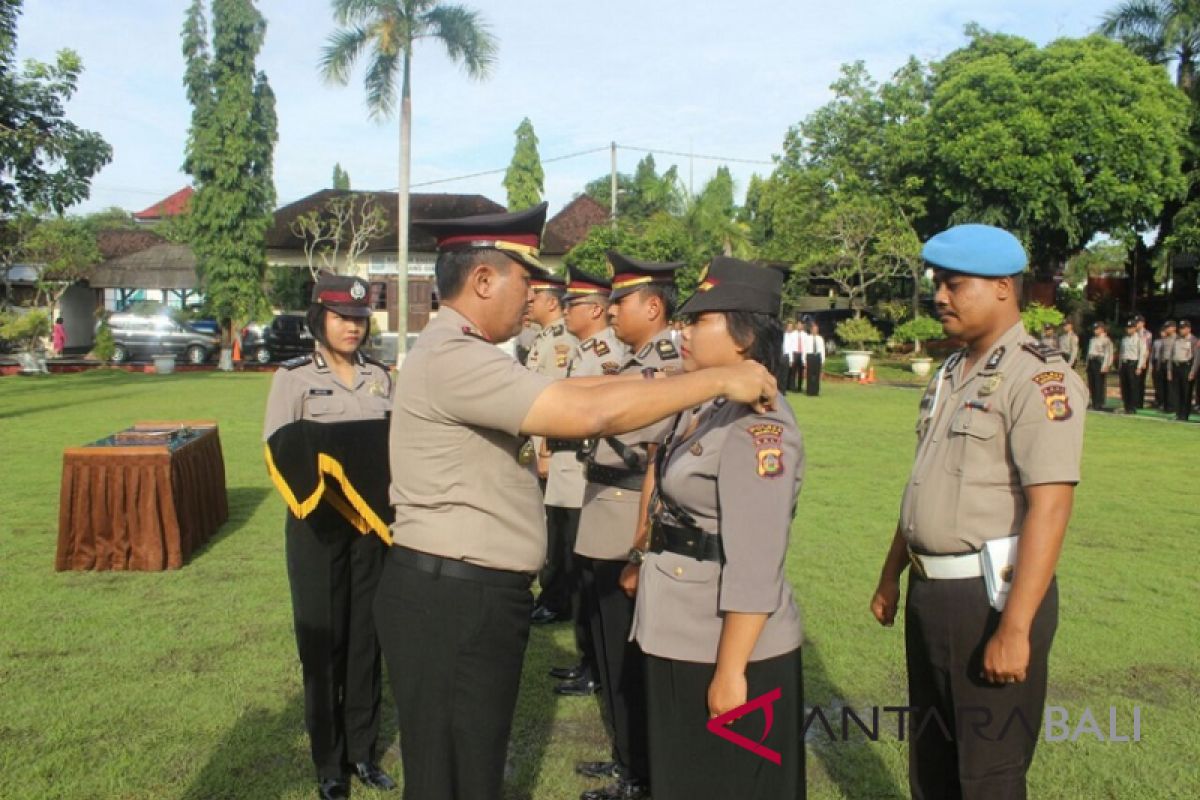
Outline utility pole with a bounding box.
[610,141,618,231]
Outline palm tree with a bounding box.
[1099,0,1200,94]
[320,0,497,351]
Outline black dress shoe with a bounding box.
[318,777,351,800]
[574,760,619,779]
[580,777,649,800]
[530,604,568,624]
[554,675,601,696]
[549,663,584,680]
[353,762,397,791]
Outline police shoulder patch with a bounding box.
[1031,371,1065,386]
[656,339,680,360]
[1022,342,1064,363]
[1040,384,1073,421]
[747,422,785,479]
[281,355,313,370]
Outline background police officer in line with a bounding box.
[1172,319,1197,421]
[870,224,1087,800]
[548,266,628,695]
[1151,320,1176,412]
[263,274,397,800]
[1057,320,1079,369]
[524,271,581,625]
[570,251,681,800]
[373,204,779,800]
[1118,318,1148,414]
[1085,321,1114,410]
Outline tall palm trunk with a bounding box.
[396,48,412,353]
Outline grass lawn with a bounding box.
[0,370,1196,799]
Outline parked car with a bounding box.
[185,318,221,337]
[104,313,221,365]
[240,313,314,364]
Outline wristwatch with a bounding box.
[627,547,647,566]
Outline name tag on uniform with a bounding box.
[308,388,333,396]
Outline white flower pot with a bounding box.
[911,358,933,377]
[845,350,872,376]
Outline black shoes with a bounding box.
[580,777,650,799]
[554,675,601,696]
[550,663,584,680]
[353,762,397,791]
[318,777,351,800]
[531,604,569,624]
[575,760,620,779]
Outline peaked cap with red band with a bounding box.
[606,250,682,302]
[678,255,784,316]
[563,263,612,302]
[311,273,372,319]
[414,201,550,277]
[530,270,566,292]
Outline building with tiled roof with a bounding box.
[133,187,194,221]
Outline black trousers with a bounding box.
[1171,363,1193,420]
[537,504,581,615]
[1118,361,1140,413]
[788,354,804,392]
[806,354,822,396]
[905,575,1058,800]
[572,554,598,678]
[1135,360,1148,407]
[374,551,533,800]
[285,511,386,781]
[1153,363,1172,411]
[645,649,805,800]
[583,557,650,782]
[775,357,792,394]
[1086,358,1106,409]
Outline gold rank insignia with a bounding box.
[747,423,785,479]
[978,373,1004,396]
[595,340,610,356]
[368,380,387,397]
[656,339,679,360]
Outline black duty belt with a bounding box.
[586,464,645,491]
[546,438,581,453]
[649,521,723,563]
[389,545,534,590]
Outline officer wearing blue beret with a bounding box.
[871,224,1088,800]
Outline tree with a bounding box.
[24,217,100,315]
[1099,1,1200,95]
[0,0,111,216]
[289,192,388,279]
[332,162,351,190]
[584,154,685,223]
[321,0,498,351]
[503,117,543,210]
[181,0,277,368]
[680,167,752,259]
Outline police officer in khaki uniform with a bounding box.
[627,256,806,800]
[870,225,1087,800]
[1085,321,1114,410]
[263,274,397,800]
[571,252,681,800]
[525,271,582,624]
[1151,320,1176,412]
[1057,320,1079,368]
[373,204,779,800]
[548,266,628,692]
[1172,319,1197,421]
[1118,318,1149,414]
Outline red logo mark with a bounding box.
[705,687,783,765]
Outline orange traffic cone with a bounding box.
[867,367,877,384]
[232,333,242,363]
[858,369,868,385]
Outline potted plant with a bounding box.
[835,316,883,376]
[892,316,945,376]
[0,309,51,374]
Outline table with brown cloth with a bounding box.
[55,421,228,571]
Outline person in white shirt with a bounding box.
[782,320,802,392]
[804,318,826,396]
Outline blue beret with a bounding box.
[921,224,1027,277]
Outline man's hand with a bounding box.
[619,563,640,598]
[982,628,1030,684]
[717,361,778,412]
[707,668,748,720]
[536,453,550,480]
[871,578,901,627]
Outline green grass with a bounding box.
[0,371,1196,799]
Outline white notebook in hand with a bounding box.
[981,536,1019,611]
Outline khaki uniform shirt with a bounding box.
[1170,333,1197,364]
[387,306,555,573]
[1057,331,1079,367]
[1151,335,1172,368]
[631,397,804,664]
[263,350,393,440]
[1119,333,1149,369]
[526,319,583,507]
[575,328,682,561]
[900,322,1087,555]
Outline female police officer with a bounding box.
[625,256,805,799]
[263,274,397,800]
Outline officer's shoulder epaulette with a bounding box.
[1021,341,1065,363]
[362,354,391,372]
[280,355,313,370]
[550,321,565,336]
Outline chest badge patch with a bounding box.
[747,423,785,479]
[368,380,387,397]
[978,373,1004,396]
[1041,385,1073,421]
[601,361,621,375]
[690,442,704,457]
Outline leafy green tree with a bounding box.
[680,167,752,259]
[503,117,543,210]
[1020,302,1065,334]
[181,0,277,364]
[321,0,497,349]
[24,216,101,313]
[0,0,111,215]
[80,207,138,231]
[891,315,944,354]
[332,162,351,190]
[1099,0,1200,94]
[584,154,685,223]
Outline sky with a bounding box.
[14,0,1123,219]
